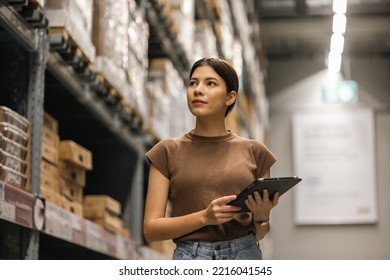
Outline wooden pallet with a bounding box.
[48,27,93,65]
[94,73,122,104]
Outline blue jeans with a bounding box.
[172,234,262,260]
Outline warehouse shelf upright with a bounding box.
[0,1,164,260]
[0,0,48,260]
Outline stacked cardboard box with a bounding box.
[40,112,93,217]
[83,195,130,238]
[59,140,93,217]
[40,112,61,205]
[0,106,30,190]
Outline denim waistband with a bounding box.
[177,234,258,256]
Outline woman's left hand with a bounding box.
[244,189,279,222]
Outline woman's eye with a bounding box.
[189,81,197,87]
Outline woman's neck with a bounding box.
[192,118,229,137]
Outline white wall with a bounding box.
[266,57,390,259]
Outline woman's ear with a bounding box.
[226,91,237,106]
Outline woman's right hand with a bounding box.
[203,195,241,225]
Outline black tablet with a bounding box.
[228,176,302,212]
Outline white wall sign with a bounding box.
[292,108,377,225]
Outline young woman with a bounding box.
[143,57,279,260]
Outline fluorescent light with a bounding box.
[328,51,342,73]
[333,0,347,14]
[330,33,345,54]
[332,13,347,34]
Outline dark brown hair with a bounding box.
[189,57,239,116]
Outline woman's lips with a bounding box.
[192,99,206,104]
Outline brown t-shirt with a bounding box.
[145,131,277,243]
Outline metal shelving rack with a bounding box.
[1,0,270,260]
[0,0,163,259]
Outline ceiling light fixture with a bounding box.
[327,0,348,73]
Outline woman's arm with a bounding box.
[143,164,240,242]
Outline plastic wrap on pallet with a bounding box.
[46,0,95,63]
[145,83,171,140]
[148,58,190,138]
[170,0,195,62]
[217,0,235,60]
[193,20,218,60]
[127,6,150,70]
[124,52,148,122]
[93,56,126,95]
[92,0,128,69]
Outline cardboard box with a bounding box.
[42,126,60,149]
[89,211,123,234]
[40,172,60,193]
[60,178,83,203]
[41,186,63,207]
[43,112,59,133]
[41,141,59,166]
[59,140,92,170]
[62,197,83,217]
[41,159,60,179]
[117,226,131,239]
[83,195,121,216]
[59,160,86,187]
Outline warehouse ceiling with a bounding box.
[254,0,390,60]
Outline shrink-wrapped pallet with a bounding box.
[46,0,96,63]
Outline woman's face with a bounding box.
[187,65,232,118]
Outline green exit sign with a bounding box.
[322,80,358,103]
